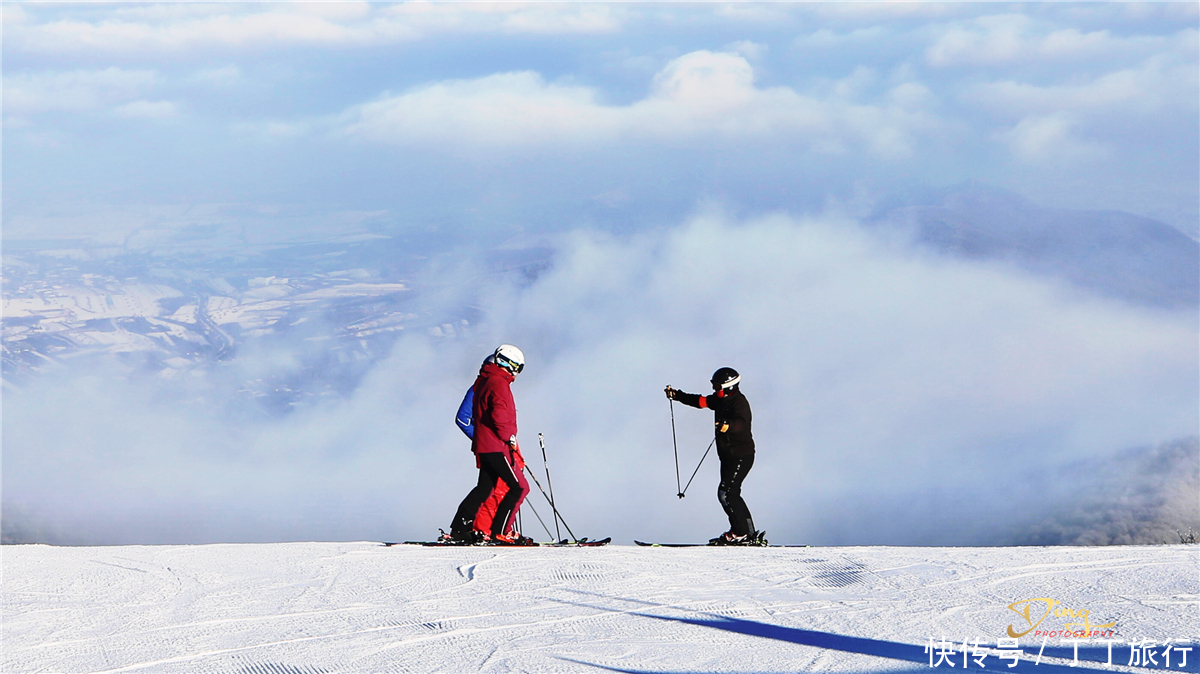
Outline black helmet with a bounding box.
[711,367,740,390]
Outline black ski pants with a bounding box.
[718,453,755,536]
[451,451,527,538]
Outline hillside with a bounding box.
[871,185,1199,310]
[4,542,1196,673]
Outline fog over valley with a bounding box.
[4,192,1196,546]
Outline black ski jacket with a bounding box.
[674,388,755,459]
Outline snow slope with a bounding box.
[3,543,1196,673]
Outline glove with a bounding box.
[716,421,729,433]
[664,385,676,400]
[512,446,526,471]
[508,435,518,448]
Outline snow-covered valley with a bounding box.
[4,543,1196,673]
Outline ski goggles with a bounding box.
[496,354,524,374]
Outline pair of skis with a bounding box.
[385,537,611,548]
[638,529,770,547]
[634,540,807,548]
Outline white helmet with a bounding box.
[494,344,525,375]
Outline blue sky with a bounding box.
[4,2,1198,242]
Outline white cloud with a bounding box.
[378,1,623,35]
[1038,26,1114,58]
[888,82,933,110]
[648,50,758,112]
[107,3,237,22]
[712,4,794,24]
[13,11,397,53]
[926,14,1193,67]
[827,66,879,101]
[9,3,623,55]
[341,50,935,158]
[968,57,1198,118]
[491,3,621,35]
[4,68,157,116]
[957,48,1197,168]
[926,14,1031,67]
[792,25,889,50]
[723,40,767,61]
[290,1,373,22]
[999,112,1105,164]
[229,118,321,142]
[262,120,310,138]
[1058,2,1199,26]
[810,3,966,21]
[343,71,613,148]
[3,3,30,25]
[113,99,178,120]
[191,65,242,86]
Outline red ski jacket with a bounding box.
[470,361,518,455]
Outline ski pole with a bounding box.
[679,438,715,498]
[538,433,561,542]
[521,499,556,541]
[523,465,578,543]
[669,392,683,498]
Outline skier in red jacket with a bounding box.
[452,355,523,539]
[448,344,531,544]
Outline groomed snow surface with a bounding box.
[4,543,1197,673]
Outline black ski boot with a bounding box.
[709,531,747,546]
[708,530,768,546]
[445,526,484,546]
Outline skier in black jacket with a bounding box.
[666,367,765,546]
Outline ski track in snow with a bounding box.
[3,543,1197,673]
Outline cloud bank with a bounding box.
[6,2,624,54]
[5,4,1196,237]
[5,215,1196,545]
[340,50,932,158]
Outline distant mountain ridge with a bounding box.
[871,185,1199,310]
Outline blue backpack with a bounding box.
[455,386,475,440]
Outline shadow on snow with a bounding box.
[558,606,1197,674]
